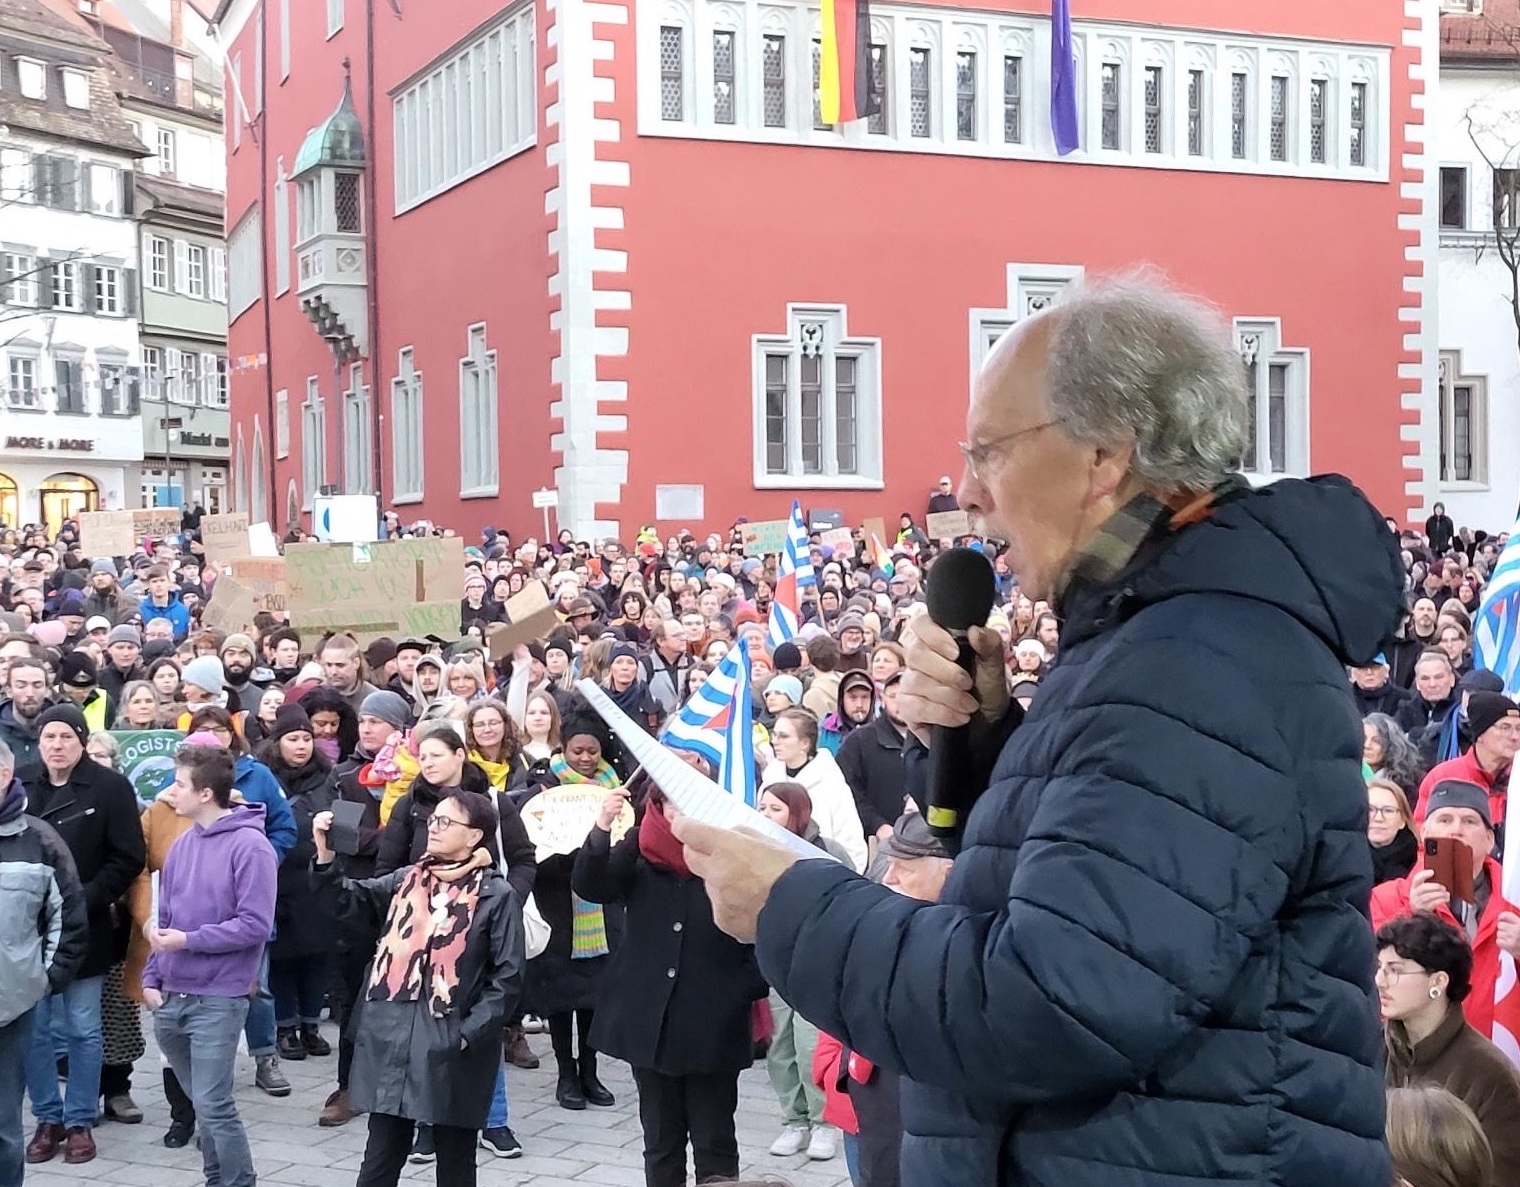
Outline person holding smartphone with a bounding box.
[1372,779,1520,1040]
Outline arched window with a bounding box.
[38,472,98,537]
[0,472,17,530]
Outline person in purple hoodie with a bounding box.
[142,743,277,1187]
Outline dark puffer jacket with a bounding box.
[755,476,1403,1186]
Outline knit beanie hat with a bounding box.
[183,730,228,749]
[58,651,98,689]
[359,690,411,730]
[181,655,225,696]
[772,641,803,671]
[1468,692,1520,742]
[57,589,86,617]
[545,638,574,662]
[765,674,804,705]
[35,704,89,748]
[610,642,639,664]
[269,703,314,743]
[220,633,257,657]
[90,558,118,576]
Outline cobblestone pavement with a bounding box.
[23,1021,852,1187]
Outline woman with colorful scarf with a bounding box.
[311,789,524,1187]
[573,772,767,1187]
[519,709,622,1111]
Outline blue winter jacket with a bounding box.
[233,756,296,861]
[138,593,191,640]
[755,476,1404,1186]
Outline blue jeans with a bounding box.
[243,945,274,1058]
[843,1130,861,1185]
[156,994,254,1187]
[25,975,102,1130]
[270,956,327,1028]
[1,1011,34,1187]
[486,1064,508,1130]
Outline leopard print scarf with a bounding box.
[367,848,490,1016]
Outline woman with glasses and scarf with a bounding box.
[312,789,524,1187]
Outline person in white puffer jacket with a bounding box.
[761,709,867,873]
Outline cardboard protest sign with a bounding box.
[284,537,464,645]
[200,513,250,562]
[862,517,888,548]
[740,519,789,556]
[247,522,280,556]
[110,730,185,805]
[400,601,461,640]
[202,576,259,633]
[485,581,558,660]
[926,510,972,539]
[519,786,634,859]
[79,511,135,556]
[135,507,182,540]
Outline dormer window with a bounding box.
[62,69,90,110]
[17,58,47,100]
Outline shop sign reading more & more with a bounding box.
[4,436,95,452]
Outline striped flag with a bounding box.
[1050,0,1080,155]
[660,637,757,806]
[767,500,815,648]
[1481,521,1520,1064]
[818,0,878,125]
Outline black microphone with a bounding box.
[923,547,998,842]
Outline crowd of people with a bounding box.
[0,443,1515,1186]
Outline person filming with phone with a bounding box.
[1372,779,1520,1040]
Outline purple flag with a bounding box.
[1050,0,1080,155]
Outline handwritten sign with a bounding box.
[200,513,250,562]
[926,509,972,539]
[79,511,135,555]
[80,509,182,555]
[740,519,789,557]
[400,601,461,640]
[284,537,464,644]
[520,786,633,859]
[110,730,185,806]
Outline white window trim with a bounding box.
[634,3,1390,184]
[301,378,325,511]
[1234,317,1311,482]
[751,303,884,490]
[275,388,290,459]
[1439,162,1473,236]
[458,324,500,497]
[391,346,425,503]
[1438,350,1489,490]
[969,262,1085,389]
[328,0,345,38]
[343,362,372,494]
[392,4,537,214]
[61,69,90,110]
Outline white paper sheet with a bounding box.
[574,680,833,862]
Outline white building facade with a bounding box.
[0,4,148,533]
[1435,14,1520,532]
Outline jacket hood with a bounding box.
[201,802,267,835]
[1110,476,1404,668]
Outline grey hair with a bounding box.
[1045,273,1248,492]
[0,737,11,770]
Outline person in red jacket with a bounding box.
[1372,780,1520,1038]
[1414,694,1519,854]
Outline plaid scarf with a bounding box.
[367,849,490,1016]
[1057,476,1248,605]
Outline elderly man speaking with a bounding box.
[675,277,1404,1186]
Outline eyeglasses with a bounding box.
[426,814,465,832]
[1368,805,1402,820]
[1374,962,1430,984]
[958,420,1063,482]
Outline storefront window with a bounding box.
[0,472,18,531]
[38,472,98,536]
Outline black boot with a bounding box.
[276,1026,307,1061]
[579,1050,615,1108]
[555,1055,586,1111]
[301,1023,331,1057]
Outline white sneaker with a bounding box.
[769,1124,810,1157]
[806,1124,838,1161]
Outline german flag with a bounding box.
[818,0,876,124]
